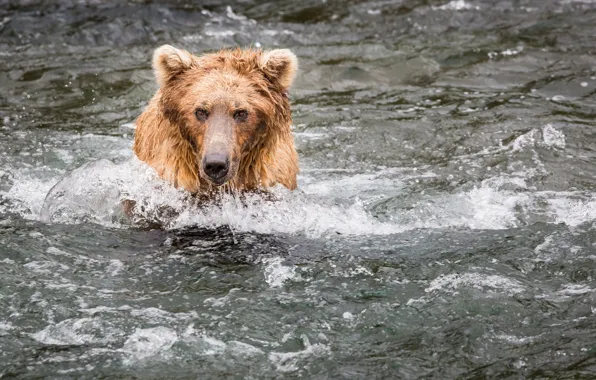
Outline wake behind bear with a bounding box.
[41,45,300,226]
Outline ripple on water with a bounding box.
[1,1,596,378]
[262,257,300,288]
[1,115,592,237]
[268,335,331,374]
[120,326,178,365]
[31,318,123,346]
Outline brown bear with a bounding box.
[133,45,299,195]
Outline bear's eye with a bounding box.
[233,109,248,122]
[195,108,209,122]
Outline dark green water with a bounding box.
[1,0,596,378]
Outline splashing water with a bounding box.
[13,122,596,237]
[2,1,596,378]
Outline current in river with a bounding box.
[1,1,596,378]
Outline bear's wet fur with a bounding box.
[134,45,299,194]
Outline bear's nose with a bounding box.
[203,154,230,181]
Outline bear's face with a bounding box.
[152,45,297,187]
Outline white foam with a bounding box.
[401,184,528,230]
[488,45,524,59]
[556,284,594,296]
[293,132,329,140]
[23,261,70,276]
[203,293,233,308]
[534,234,556,255]
[30,158,401,236]
[46,247,72,257]
[301,172,402,198]
[120,326,178,364]
[195,335,228,355]
[129,307,198,323]
[172,191,403,237]
[268,335,330,373]
[425,273,525,294]
[262,257,298,288]
[11,157,596,233]
[79,305,125,316]
[106,260,124,276]
[38,158,175,226]
[204,30,237,37]
[432,0,479,11]
[225,6,249,21]
[495,333,540,345]
[511,124,566,152]
[401,166,596,230]
[3,175,57,219]
[537,284,596,302]
[549,196,596,226]
[541,124,566,149]
[31,318,122,345]
[0,321,14,331]
[27,162,596,233]
[226,340,265,357]
[119,122,136,130]
[2,121,593,235]
[181,325,264,357]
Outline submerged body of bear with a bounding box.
[133,45,299,194]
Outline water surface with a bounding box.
[1,0,596,378]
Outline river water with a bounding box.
[1,0,596,378]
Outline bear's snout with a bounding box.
[203,153,230,184]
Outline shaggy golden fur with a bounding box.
[134,45,299,194]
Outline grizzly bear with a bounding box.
[133,45,299,195]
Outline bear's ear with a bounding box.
[152,45,196,87]
[259,49,298,89]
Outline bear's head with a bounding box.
[151,45,298,187]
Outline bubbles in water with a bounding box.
[548,195,596,227]
[31,318,123,346]
[425,273,526,295]
[541,124,566,149]
[262,257,298,287]
[120,326,178,364]
[4,120,593,236]
[2,173,56,219]
[268,335,330,373]
[432,0,480,11]
[40,159,140,226]
[510,124,566,151]
[39,158,189,227]
[35,157,403,236]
